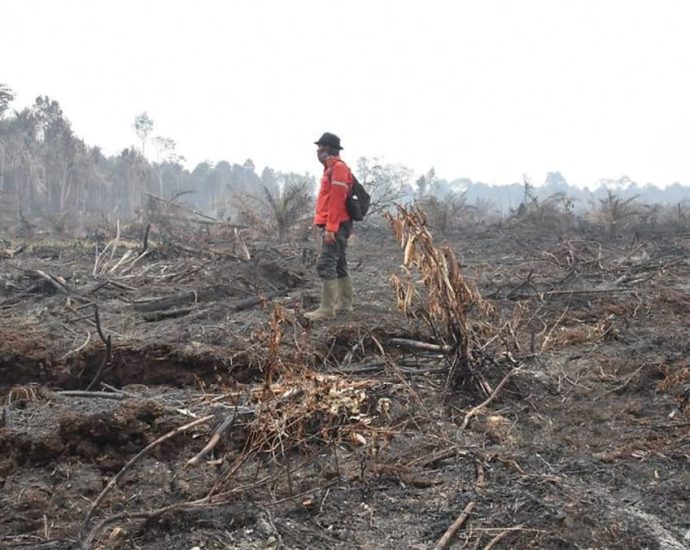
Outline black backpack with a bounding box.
[346,174,371,221]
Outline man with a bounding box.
[304,132,354,321]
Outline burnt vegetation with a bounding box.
[1,87,690,549]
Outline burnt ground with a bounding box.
[0,220,689,550]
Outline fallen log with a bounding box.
[335,363,448,376]
[133,288,290,315]
[171,242,244,260]
[507,286,636,299]
[231,290,290,312]
[81,280,111,295]
[0,245,24,258]
[55,390,124,400]
[143,306,197,322]
[389,338,451,353]
[143,191,249,226]
[35,269,71,294]
[133,291,199,312]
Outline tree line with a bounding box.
[0,85,321,228]
[2,84,688,239]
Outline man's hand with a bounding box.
[324,231,336,244]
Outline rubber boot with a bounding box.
[304,279,337,320]
[335,276,353,313]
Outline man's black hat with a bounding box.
[314,132,343,150]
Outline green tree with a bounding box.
[0,84,16,193]
[418,191,468,234]
[152,136,178,196]
[243,158,255,174]
[1,108,41,212]
[357,157,412,215]
[30,96,80,214]
[260,166,279,197]
[133,112,154,155]
[0,84,15,118]
[236,175,313,241]
[118,147,156,215]
[596,190,640,235]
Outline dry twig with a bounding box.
[187,407,253,466]
[435,501,476,550]
[434,462,485,550]
[482,525,525,550]
[459,367,520,431]
[85,305,113,391]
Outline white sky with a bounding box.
[3,0,689,187]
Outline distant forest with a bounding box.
[2,85,689,232]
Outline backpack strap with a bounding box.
[328,159,353,187]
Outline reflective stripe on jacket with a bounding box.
[314,156,352,233]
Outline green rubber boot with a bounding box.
[335,276,353,313]
[304,279,338,320]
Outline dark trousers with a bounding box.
[316,221,352,281]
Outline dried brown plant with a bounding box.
[212,305,396,494]
[386,205,492,389]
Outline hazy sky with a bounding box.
[3,0,689,187]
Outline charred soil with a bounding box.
[1,221,689,549]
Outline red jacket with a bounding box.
[314,156,352,233]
